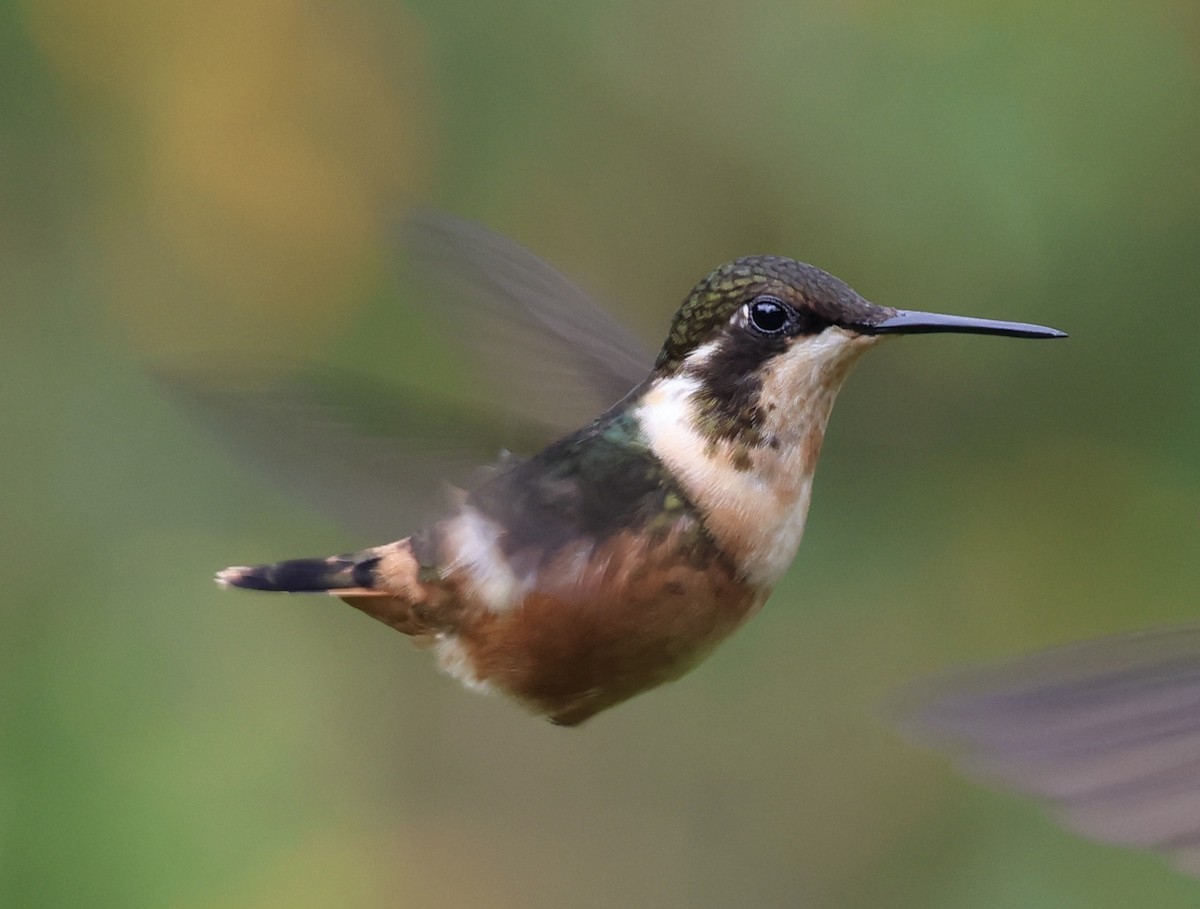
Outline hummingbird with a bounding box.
[214,215,1065,726]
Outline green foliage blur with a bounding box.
[4,0,1199,906]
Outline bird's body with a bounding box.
[218,235,1064,724]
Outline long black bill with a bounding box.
[866,310,1067,339]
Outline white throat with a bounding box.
[636,328,877,587]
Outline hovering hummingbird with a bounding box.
[213,215,1065,726]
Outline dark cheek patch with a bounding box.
[687,332,787,445]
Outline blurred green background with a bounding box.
[4,0,1200,906]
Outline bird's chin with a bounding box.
[795,326,884,380]
[845,327,891,349]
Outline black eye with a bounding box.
[747,296,789,335]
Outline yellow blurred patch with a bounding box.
[26,0,435,360]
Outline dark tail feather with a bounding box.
[216,551,380,592]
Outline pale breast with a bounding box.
[637,327,877,587]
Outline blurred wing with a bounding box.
[163,212,658,540]
[402,211,655,431]
[159,368,547,540]
[897,625,1200,877]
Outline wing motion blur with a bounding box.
[159,212,656,537]
[158,368,548,538]
[403,210,653,428]
[897,624,1200,877]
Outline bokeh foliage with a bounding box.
[3,0,1199,906]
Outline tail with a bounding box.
[217,540,429,635]
[216,551,381,592]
